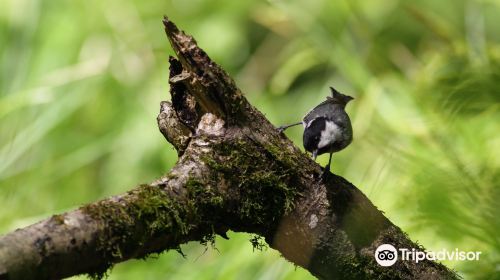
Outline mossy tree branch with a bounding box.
[0,17,458,280]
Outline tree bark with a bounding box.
[0,17,458,280]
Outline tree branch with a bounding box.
[0,17,458,280]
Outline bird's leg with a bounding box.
[325,152,332,171]
[312,150,318,160]
[277,122,302,133]
[321,153,333,178]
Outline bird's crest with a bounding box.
[326,86,354,105]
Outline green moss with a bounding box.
[199,230,217,248]
[50,214,65,225]
[165,173,179,180]
[185,177,224,216]
[203,138,300,231]
[81,184,192,279]
[249,235,268,251]
[80,135,302,279]
[262,141,302,171]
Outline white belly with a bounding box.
[318,121,341,149]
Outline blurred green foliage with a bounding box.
[1,0,499,279]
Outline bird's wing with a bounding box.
[302,101,334,125]
[302,116,326,152]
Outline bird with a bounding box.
[277,86,354,175]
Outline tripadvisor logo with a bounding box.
[374,244,481,267]
[375,244,398,266]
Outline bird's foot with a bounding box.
[319,164,331,181]
[277,126,286,134]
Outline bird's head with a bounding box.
[327,86,354,106]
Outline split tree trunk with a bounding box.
[0,17,458,280]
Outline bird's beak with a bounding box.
[346,96,354,103]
